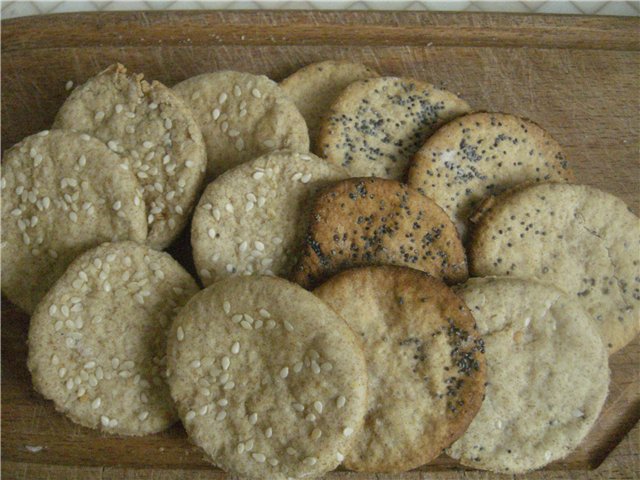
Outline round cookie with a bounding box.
[191,150,347,285]
[173,71,310,179]
[27,241,199,435]
[407,112,574,241]
[167,276,368,480]
[470,182,640,353]
[317,76,470,179]
[447,277,609,473]
[280,60,379,150]
[1,130,147,314]
[314,266,486,473]
[292,177,468,289]
[53,63,207,250]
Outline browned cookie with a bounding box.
[314,266,486,473]
[292,178,467,289]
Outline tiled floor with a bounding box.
[2,0,639,18]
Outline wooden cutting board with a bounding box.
[1,10,639,479]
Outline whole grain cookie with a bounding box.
[1,130,147,314]
[191,150,348,285]
[470,182,640,353]
[27,241,199,435]
[407,112,573,241]
[292,177,468,289]
[173,71,309,179]
[314,266,485,473]
[317,77,470,179]
[167,276,368,480]
[53,63,207,249]
[447,277,609,473]
[280,60,379,150]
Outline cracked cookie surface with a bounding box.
[470,182,640,353]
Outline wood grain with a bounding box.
[1,10,639,479]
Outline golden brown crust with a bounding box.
[314,265,486,472]
[292,177,468,289]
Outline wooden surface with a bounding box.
[1,10,639,479]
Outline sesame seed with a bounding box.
[112,200,122,211]
[268,458,278,466]
[226,264,235,273]
[279,367,289,379]
[223,301,231,314]
[240,320,252,330]
[164,118,173,129]
[190,359,201,369]
[149,102,158,110]
[55,321,63,331]
[185,411,196,421]
[336,395,346,409]
[496,419,503,429]
[303,457,317,466]
[283,321,294,332]
[66,378,74,390]
[65,80,74,90]
[292,403,304,412]
[311,360,321,374]
[524,317,531,328]
[212,108,221,120]
[235,138,245,151]
[293,361,303,373]
[207,228,216,239]
[252,453,266,463]
[301,173,312,183]
[251,88,262,98]
[291,172,303,182]
[107,140,119,151]
[545,451,552,460]
[237,443,245,454]
[221,121,229,132]
[126,111,136,119]
[177,326,185,341]
[343,427,354,436]
[138,411,149,421]
[223,381,235,390]
[254,320,263,329]
[313,401,323,414]
[228,129,240,137]
[232,314,243,323]
[101,416,110,427]
[213,208,221,221]
[142,141,154,149]
[218,93,228,104]
[222,356,230,370]
[233,85,242,96]
[94,111,105,121]
[84,361,96,369]
[336,452,344,462]
[225,203,234,213]
[254,241,265,251]
[198,405,208,416]
[249,412,258,425]
[92,397,102,409]
[306,413,316,422]
[573,409,584,418]
[265,427,273,438]
[311,428,322,440]
[239,241,248,252]
[49,304,57,316]
[263,139,276,148]
[58,367,67,377]
[109,418,118,428]
[286,447,297,456]
[51,354,59,365]
[252,171,264,180]
[231,342,240,354]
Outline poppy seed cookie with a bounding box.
[167,276,368,480]
[28,241,199,435]
[280,60,379,150]
[317,77,470,179]
[314,266,485,473]
[447,277,609,473]
[1,130,147,314]
[173,71,310,180]
[292,177,468,289]
[53,63,207,250]
[407,112,573,241]
[470,182,640,353]
[191,150,348,285]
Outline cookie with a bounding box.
[292,177,468,289]
[27,241,199,435]
[314,266,485,473]
[470,182,640,353]
[447,277,609,473]
[407,112,573,241]
[1,130,147,314]
[280,60,378,150]
[53,63,207,249]
[317,77,470,179]
[166,276,368,480]
[173,71,309,179]
[191,150,347,285]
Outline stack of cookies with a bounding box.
[2,60,638,479]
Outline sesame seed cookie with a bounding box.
[1,130,147,314]
[191,150,348,285]
[447,277,609,473]
[317,77,470,179]
[167,276,368,480]
[280,60,379,150]
[292,177,468,289]
[407,112,573,241]
[27,241,199,435]
[53,63,207,250]
[173,71,310,180]
[469,182,640,353]
[314,266,486,473]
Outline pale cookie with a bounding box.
[53,63,207,250]
[317,77,470,179]
[191,150,348,285]
[1,130,147,314]
[292,177,468,289]
[470,182,640,353]
[280,60,378,150]
[447,277,609,473]
[407,112,573,241]
[314,266,485,473]
[173,71,310,179]
[167,276,368,480]
[28,241,199,435]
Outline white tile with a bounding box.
[2,1,41,18]
[596,1,638,15]
[475,1,530,12]
[421,1,471,11]
[570,1,607,14]
[50,1,97,13]
[536,1,583,14]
